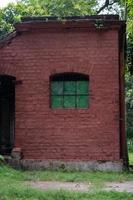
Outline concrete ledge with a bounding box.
[6,158,123,172]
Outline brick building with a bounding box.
[0,15,127,171]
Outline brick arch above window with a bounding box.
[50,72,89,109]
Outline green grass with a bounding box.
[24,168,133,184]
[0,189,133,200]
[0,165,133,200]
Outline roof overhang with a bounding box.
[14,15,126,32]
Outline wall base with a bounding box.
[6,158,123,172]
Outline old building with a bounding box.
[0,15,127,171]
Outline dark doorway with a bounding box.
[0,75,15,155]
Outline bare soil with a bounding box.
[27,181,133,192]
[105,181,133,192]
[28,181,90,192]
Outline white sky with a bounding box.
[0,0,17,8]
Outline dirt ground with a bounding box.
[27,181,133,192]
[105,182,133,192]
[28,181,90,192]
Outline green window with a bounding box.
[50,73,89,109]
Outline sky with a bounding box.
[0,0,17,8]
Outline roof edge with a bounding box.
[0,31,17,48]
[14,17,125,33]
[21,15,120,22]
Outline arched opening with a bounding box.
[0,75,15,155]
[50,72,89,109]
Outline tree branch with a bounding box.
[97,0,117,14]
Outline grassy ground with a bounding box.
[0,165,133,200]
[0,141,133,200]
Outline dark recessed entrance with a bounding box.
[0,75,15,155]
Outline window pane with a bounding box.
[77,95,88,108]
[64,81,76,94]
[51,81,63,95]
[51,96,63,108]
[77,81,88,94]
[64,96,75,108]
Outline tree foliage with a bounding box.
[126,73,133,138]
[0,1,46,39]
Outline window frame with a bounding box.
[50,73,89,109]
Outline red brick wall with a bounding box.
[0,29,120,161]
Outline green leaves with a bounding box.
[43,0,96,17]
[125,73,133,138]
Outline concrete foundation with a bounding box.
[5,157,123,172]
